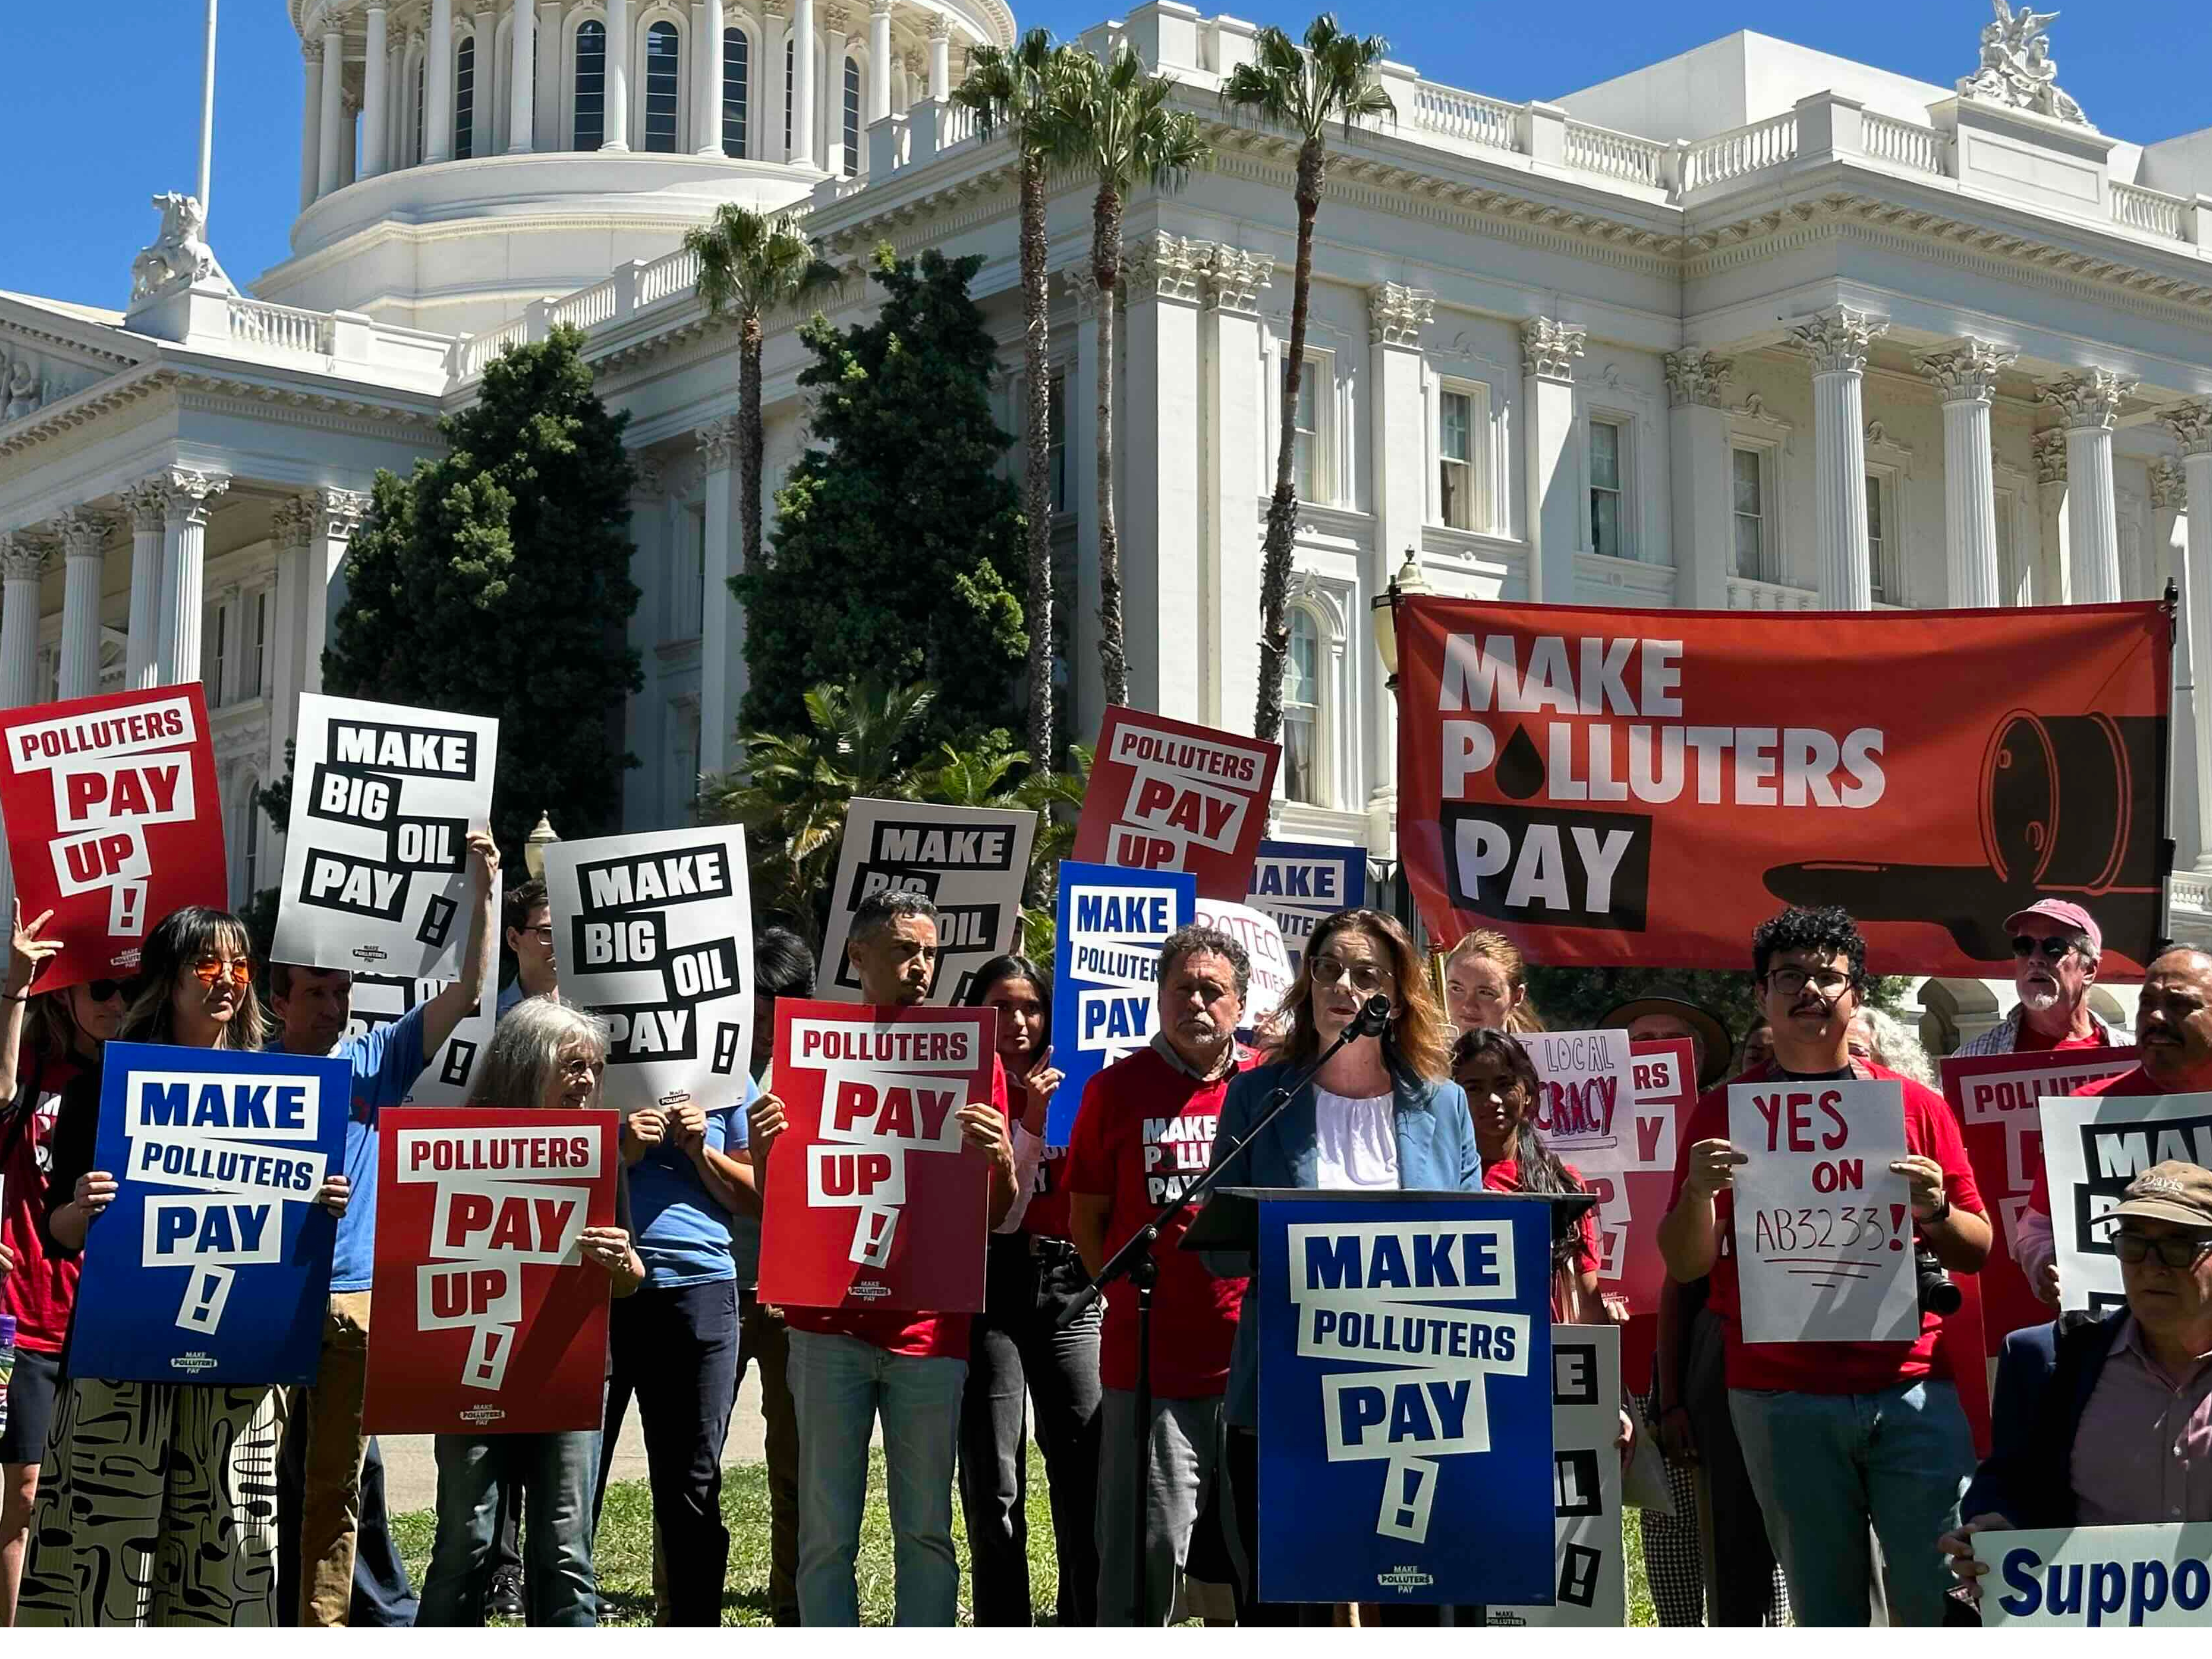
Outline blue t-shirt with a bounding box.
[628,1076,757,1288]
[327,1005,430,1294]
[729,1088,759,1290]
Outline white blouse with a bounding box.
[1312,1087,1399,1190]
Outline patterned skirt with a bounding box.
[15,1376,284,1628]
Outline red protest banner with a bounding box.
[1938,1045,2137,1355]
[0,686,225,988]
[363,1108,618,1434]
[1071,708,1280,900]
[756,998,997,1313]
[1394,597,2171,978]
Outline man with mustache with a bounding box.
[2016,946,2212,1308]
[1657,905,1991,1626]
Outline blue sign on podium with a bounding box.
[1257,1192,1557,1606]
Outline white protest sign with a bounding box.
[346,972,499,1107]
[541,826,754,1117]
[816,799,1038,1007]
[274,695,498,978]
[1728,1078,1916,1344]
[1983,1525,2212,1627]
[2040,1088,2212,1316]
[1490,1323,1626,1627]
[1194,896,1293,1031]
[1515,1030,1637,1269]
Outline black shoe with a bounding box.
[490,1565,526,1622]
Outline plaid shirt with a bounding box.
[1954,1002,2123,1058]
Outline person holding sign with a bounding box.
[1939,1160,2212,1607]
[1205,908,1478,1626]
[1656,905,1989,1627]
[20,906,352,1628]
[1066,924,1255,1627]
[2015,947,2212,1310]
[1452,1029,1603,1321]
[747,890,1020,1628]
[416,997,645,1628]
[276,828,500,1628]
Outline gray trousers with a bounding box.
[1095,1390,1221,1628]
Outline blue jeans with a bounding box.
[419,1429,601,1627]
[789,1329,966,1626]
[1729,1379,1973,1627]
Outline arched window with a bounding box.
[782,38,794,155]
[722,27,749,156]
[842,56,860,176]
[234,775,264,907]
[1284,608,1323,805]
[454,35,476,158]
[644,21,681,151]
[575,20,608,150]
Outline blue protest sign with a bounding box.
[1046,860,1195,1144]
[1247,841,1367,973]
[72,1041,351,1385]
[1258,1193,1556,1606]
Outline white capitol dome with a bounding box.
[260,0,1017,333]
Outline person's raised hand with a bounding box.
[6,902,60,999]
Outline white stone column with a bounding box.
[120,482,167,690]
[2041,370,2136,606]
[472,7,498,152]
[426,0,456,162]
[2151,456,2203,870]
[0,535,47,709]
[56,510,109,701]
[1194,247,1276,735]
[1521,318,1585,605]
[2033,428,2071,603]
[603,0,633,150]
[787,0,816,166]
[505,0,535,153]
[1921,340,2016,608]
[340,94,361,185]
[362,4,391,176]
[1790,307,1888,610]
[693,0,726,153]
[866,0,891,123]
[1663,351,1735,608]
[821,5,850,173]
[1367,282,1430,814]
[300,42,326,207]
[155,471,229,689]
[1119,234,1206,718]
[697,421,741,777]
[2167,403,2212,872]
[268,498,313,800]
[534,1,562,150]
[927,16,949,101]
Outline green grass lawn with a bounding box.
[394,1452,1663,1627]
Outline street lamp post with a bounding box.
[523,810,560,880]
[1367,548,1430,935]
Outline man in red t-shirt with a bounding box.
[1955,899,2124,1061]
[2016,945,2212,1308]
[1066,924,1254,1628]
[748,891,1018,1627]
[1657,905,1991,1627]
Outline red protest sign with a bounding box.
[756,998,997,1313]
[1938,1045,2137,1355]
[363,1108,618,1434]
[0,686,225,988]
[1394,597,2170,977]
[1071,708,1280,901]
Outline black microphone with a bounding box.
[1351,994,1393,1038]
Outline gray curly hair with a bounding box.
[470,994,611,1110]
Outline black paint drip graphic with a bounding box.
[1494,724,1547,802]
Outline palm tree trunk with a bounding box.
[1094,183,1128,708]
[1254,137,1325,744]
[740,312,765,578]
[1018,150,1055,770]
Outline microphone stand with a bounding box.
[1062,995,1395,1625]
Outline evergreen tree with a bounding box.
[320,324,643,862]
[734,246,1027,756]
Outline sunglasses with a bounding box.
[2011,934,2076,961]
[87,979,125,1002]
[2113,1230,2212,1269]
[191,958,255,989]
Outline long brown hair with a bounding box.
[117,906,267,1051]
[1443,929,1545,1034]
[1268,909,1451,1083]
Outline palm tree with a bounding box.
[1223,15,1393,743]
[1053,44,1210,709]
[953,31,1078,774]
[685,205,842,580]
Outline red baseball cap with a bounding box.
[2002,899,2103,957]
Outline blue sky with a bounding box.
[3,1,2204,312]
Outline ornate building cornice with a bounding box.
[1366,283,1432,347]
[1662,349,1731,409]
[1918,340,2018,403]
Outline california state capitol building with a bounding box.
[2,0,2209,1043]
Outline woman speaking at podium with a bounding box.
[1205,908,1477,1627]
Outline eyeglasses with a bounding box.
[87,979,124,1002]
[521,926,555,944]
[557,1057,604,1082]
[191,958,253,989]
[1312,956,1395,996]
[1765,968,1852,997]
[2112,1229,2212,1269]
[2011,934,2076,962]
